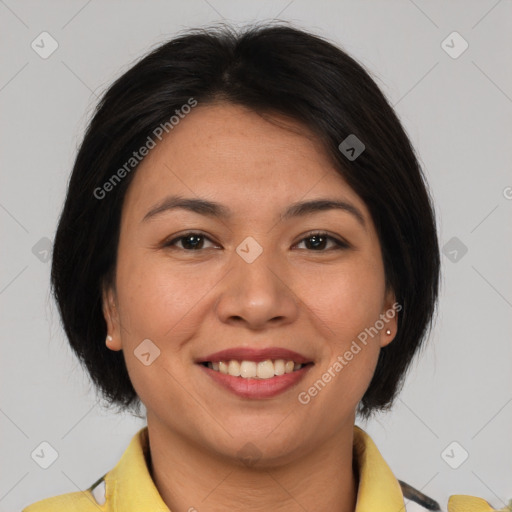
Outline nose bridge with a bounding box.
[214,236,298,327]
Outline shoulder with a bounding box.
[399,480,511,512]
[22,493,96,512]
[22,476,107,512]
[447,495,512,511]
[22,427,162,512]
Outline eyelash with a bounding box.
[163,231,350,252]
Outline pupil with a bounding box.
[182,235,327,250]
[185,234,202,250]
[307,235,326,250]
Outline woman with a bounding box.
[23,22,495,512]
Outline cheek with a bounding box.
[112,257,193,414]
[299,256,386,404]
[113,253,226,404]
[301,257,386,339]
[115,252,216,341]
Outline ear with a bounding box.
[102,280,123,351]
[379,287,399,349]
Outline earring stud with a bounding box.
[106,335,113,343]
[385,329,391,335]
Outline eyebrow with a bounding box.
[141,195,366,227]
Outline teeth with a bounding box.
[274,359,285,375]
[228,360,241,377]
[206,359,305,379]
[240,360,257,378]
[257,360,275,379]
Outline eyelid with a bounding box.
[163,231,219,249]
[294,230,351,250]
[163,230,350,251]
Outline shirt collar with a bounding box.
[105,425,406,512]
[105,427,169,511]
[353,425,406,511]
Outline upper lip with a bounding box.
[196,347,313,365]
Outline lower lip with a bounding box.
[198,364,313,399]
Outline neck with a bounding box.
[146,415,358,512]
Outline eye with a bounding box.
[163,232,218,251]
[163,231,349,252]
[294,232,349,251]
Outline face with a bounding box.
[103,102,397,466]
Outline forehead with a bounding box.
[122,103,367,219]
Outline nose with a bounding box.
[214,247,300,330]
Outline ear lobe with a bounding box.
[380,331,395,349]
[102,283,122,351]
[380,288,399,348]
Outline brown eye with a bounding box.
[163,231,349,252]
[164,232,216,251]
[295,232,349,251]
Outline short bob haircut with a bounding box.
[51,22,440,421]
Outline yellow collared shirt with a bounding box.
[22,425,497,512]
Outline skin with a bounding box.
[102,103,397,512]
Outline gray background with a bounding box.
[1,1,511,510]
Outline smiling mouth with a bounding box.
[199,359,314,379]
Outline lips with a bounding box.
[196,347,313,365]
[196,347,314,399]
